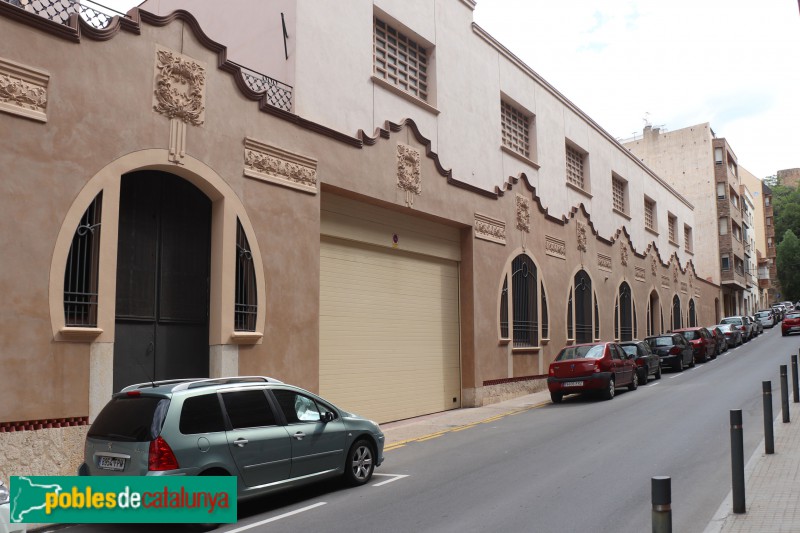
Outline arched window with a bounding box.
[688,299,697,327]
[572,270,593,344]
[64,193,102,327]
[499,254,548,348]
[633,300,638,339]
[617,282,633,341]
[672,295,681,331]
[235,219,258,331]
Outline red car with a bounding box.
[674,327,716,363]
[782,311,800,336]
[547,342,639,403]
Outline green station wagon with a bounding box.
[79,377,384,499]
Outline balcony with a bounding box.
[1,0,293,111]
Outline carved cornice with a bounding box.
[474,213,506,245]
[153,47,206,126]
[516,194,530,233]
[545,236,566,260]
[243,137,318,194]
[597,253,612,272]
[397,143,421,206]
[0,56,48,122]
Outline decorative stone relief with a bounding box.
[635,266,646,282]
[397,143,421,206]
[695,288,701,299]
[620,243,629,267]
[545,236,566,260]
[515,195,530,233]
[153,47,206,126]
[597,253,612,272]
[661,275,671,289]
[244,138,318,194]
[673,263,679,283]
[576,222,587,252]
[474,213,506,245]
[681,282,688,293]
[651,256,658,276]
[0,56,49,122]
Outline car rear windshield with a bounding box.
[756,311,771,318]
[681,331,699,340]
[647,337,674,347]
[720,318,742,325]
[556,344,604,360]
[88,396,170,442]
[787,312,800,319]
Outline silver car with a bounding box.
[0,480,27,533]
[755,310,775,329]
[79,377,384,499]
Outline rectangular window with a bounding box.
[732,222,742,241]
[719,217,728,236]
[612,175,627,213]
[715,147,723,165]
[374,17,429,101]
[565,144,586,190]
[501,100,532,159]
[765,196,771,207]
[684,225,693,253]
[767,217,772,226]
[668,214,677,244]
[721,255,730,270]
[644,198,656,232]
[717,182,726,199]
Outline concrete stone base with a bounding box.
[0,426,88,482]
[480,378,548,406]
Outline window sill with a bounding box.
[669,239,679,247]
[566,181,592,199]
[499,337,511,346]
[59,327,103,341]
[613,208,631,220]
[686,249,694,255]
[646,227,659,237]
[500,145,541,170]
[512,346,541,354]
[230,331,263,344]
[371,76,440,116]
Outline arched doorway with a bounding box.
[113,171,211,391]
[688,299,697,327]
[672,295,682,331]
[618,282,633,341]
[574,270,593,344]
[648,290,661,336]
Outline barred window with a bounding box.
[64,193,102,327]
[684,225,693,252]
[501,101,531,158]
[566,145,585,189]
[500,276,509,339]
[612,175,626,213]
[235,220,257,332]
[511,255,538,347]
[644,198,656,231]
[668,214,677,244]
[374,17,428,101]
[540,283,548,340]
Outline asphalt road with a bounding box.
[46,326,799,533]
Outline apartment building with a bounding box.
[740,167,771,310]
[0,0,719,479]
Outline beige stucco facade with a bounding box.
[0,2,719,481]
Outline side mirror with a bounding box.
[321,411,335,423]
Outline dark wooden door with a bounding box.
[113,171,211,391]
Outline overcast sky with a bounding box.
[472,0,800,179]
[103,0,798,179]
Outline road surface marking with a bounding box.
[372,473,409,487]
[222,502,327,532]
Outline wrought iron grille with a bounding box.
[2,0,126,29]
[236,63,293,112]
[689,299,696,327]
[619,283,633,341]
[64,193,102,327]
[672,296,681,330]
[540,283,548,340]
[511,255,538,347]
[234,220,258,332]
[499,276,508,339]
[574,271,592,344]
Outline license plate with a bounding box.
[98,456,126,471]
[563,381,584,387]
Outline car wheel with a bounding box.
[655,364,662,380]
[344,439,375,486]
[676,358,684,372]
[639,367,648,385]
[689,356,695,368]
[550,392,563,404]
[602,377,615,400]
[628,371,639,391]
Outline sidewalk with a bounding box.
[382,390,800,533]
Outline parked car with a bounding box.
[674,327,716,363]
[79,377,385,500]
[547,342,638,403]
[755,309,776,329]
[720,316,753,342]
[707,325,729,355]
[645,333,695,372]
[772,305,786,322]
[0,479,27,533]
[782,311,800,337]
[749,316,763,335]
[619,340,662,383]
[714,323,743,347]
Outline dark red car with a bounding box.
[782,311,800,336]
[547,342,639,403]
[674,327,716,363]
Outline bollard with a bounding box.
[730,409,746,514]
[781,365,790,423]
[763,381,774,454]
[652,476,672,533]
[792,354,799,403]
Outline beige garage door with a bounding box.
[320,237,461,423]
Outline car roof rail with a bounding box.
[120,378,204,392]
[172,376,284,391]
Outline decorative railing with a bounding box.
[2,0,127,29]
[233,62,293,112]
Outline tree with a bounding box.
[777,230,800,302]
[764,174,778,187]
[771,184,800,246]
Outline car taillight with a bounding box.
[549,366,555,376]
[594,361,604,373]
[740,326,746,331]
[669,346,682,355]
[148,436,179,471]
